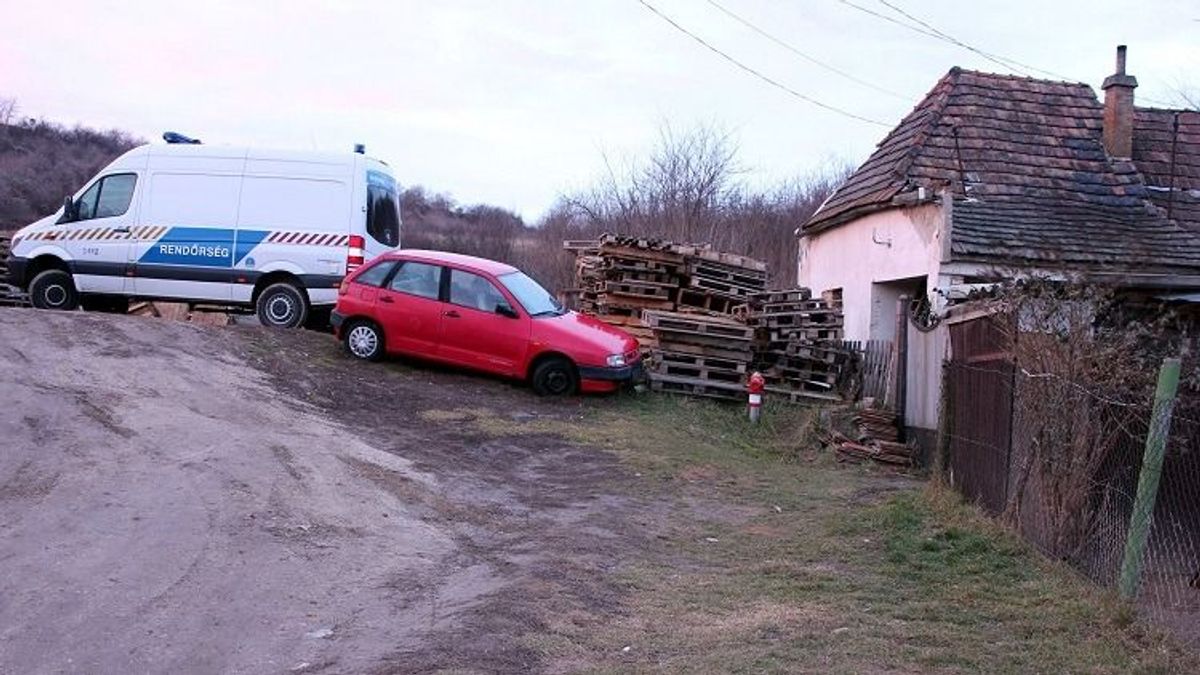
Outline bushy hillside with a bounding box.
[0,109,139,231]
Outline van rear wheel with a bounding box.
[29,270,79,311]
[256,282,309,328]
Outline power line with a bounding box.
[703,0,912,101]
[636,0,890,126]
[834,0,1060,79]
[875,0,1072,80]
[853,0,1183,109]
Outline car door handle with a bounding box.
[112,226,131,234]
[380,296,394,304]
[444,310,460,318]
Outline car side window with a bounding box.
[74,173,137,222]
[355,260,396,287]
[387,261,441,300]
[449,268,507,313]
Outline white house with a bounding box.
[797,47,1200,450]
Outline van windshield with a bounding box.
[366,171,400,247]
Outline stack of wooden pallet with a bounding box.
[750,289,851,402]
[642,310,754,401]
[0,234,29,308]
[679,249,768,314]
[563,234,768,348]
[829,408,914,466]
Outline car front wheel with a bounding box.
[29,270,79,311]
[531,357,579,396]
[344,321,384,361]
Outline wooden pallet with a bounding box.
[655,350,747,374]
[751,288,810,303]
[648,373,745,401]
[603,281,673,300]
[642,310,755,340]
[653,340,751,362]
[0,284,30,307]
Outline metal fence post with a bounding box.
[1118,357,1181,600]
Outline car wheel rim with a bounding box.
[44,284,67,307]
[348,326,377,358]
[266,295,295,325]
[545,369,570,394]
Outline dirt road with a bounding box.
[0,308,638,674]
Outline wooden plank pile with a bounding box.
[129,301,233,326]
[0,234,30,308]
[642,310,754,401]
[563,233,768,348]
[750,288,851,402]
[828,408,915,467]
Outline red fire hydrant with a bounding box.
[747,371,765,424]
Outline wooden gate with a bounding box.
[946,315,1014,514]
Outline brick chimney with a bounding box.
[1101,45,1138,158]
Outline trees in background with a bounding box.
[0,104,851,294]
[540,123,850,291]
[0,100,138,231]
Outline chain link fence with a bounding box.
[944,312,1199,650]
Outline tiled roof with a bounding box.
[1134,108,1200,234]
[803,68,1200,275]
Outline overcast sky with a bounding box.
[2,0,1196,220]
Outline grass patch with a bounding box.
[441,394,1196,673]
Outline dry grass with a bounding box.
[433,395,1197,673]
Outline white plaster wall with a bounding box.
[797,204,950,433]
[797,205,945,343]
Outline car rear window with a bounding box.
[354,260,396,287]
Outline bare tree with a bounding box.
[0,97,17,125]
[556,123,850,288]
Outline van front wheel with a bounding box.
[29,270,79,311]
[256,282,309,328]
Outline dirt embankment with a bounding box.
[0,308,652,674]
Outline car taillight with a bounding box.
[347,234,365,272]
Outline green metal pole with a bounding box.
[1118,357,1181,600]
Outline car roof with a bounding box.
[388,249,519,276]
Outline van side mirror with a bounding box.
[495,301,518,319]
[58,196,77,223]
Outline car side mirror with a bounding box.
[496,301,518,319]
[58,196,77,223]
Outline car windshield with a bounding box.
[498,271,563,317]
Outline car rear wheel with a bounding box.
[256,282,309,328]
[344,321,384,361]
[531,357,578,396]
[29,270,79,311]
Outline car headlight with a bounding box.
[606,353,627,367]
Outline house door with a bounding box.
[946,315,1014,514]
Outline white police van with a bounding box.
[5,134,401,327]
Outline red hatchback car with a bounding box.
[331,250,642,395]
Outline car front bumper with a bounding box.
[329,309,346,335]
[578,360,645,383]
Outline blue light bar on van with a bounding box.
[163,132,202,145]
